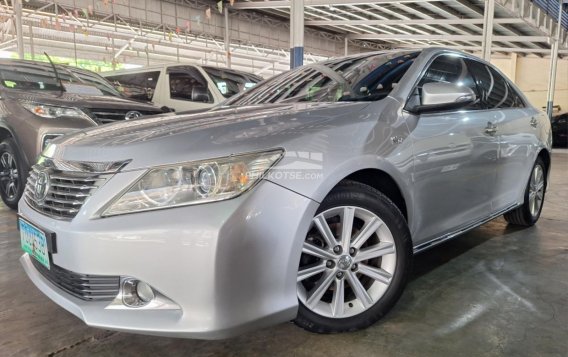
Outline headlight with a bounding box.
[102,149,284,216]
[21,102,90,120]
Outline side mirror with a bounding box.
[191,85,211,103]
[411,82,476,114]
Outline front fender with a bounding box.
[266,148,415,229]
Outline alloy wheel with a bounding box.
[528,164,545,217]
[297,206,397,319]
[0,152,19,200]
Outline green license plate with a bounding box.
[20,218,50,270]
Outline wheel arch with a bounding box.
[0,124,29,167]
[537,148,551,179]
[341,169,408,223]
[273,155,413,235]
[0,126,13,142]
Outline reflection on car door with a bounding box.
[469,63,540,211]
[407,55,499,245]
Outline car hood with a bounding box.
[5,89,161,112]
[45,102,372,170]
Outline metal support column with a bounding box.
[28,23,35,60]
[481,0,495,61]
[546,0,563,119]
[224,7,231,69]
[290,0,304,69]
[14,0,24,59]
[510,52,518,82]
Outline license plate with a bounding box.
[19,218,50,270]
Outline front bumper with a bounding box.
[19,180,318,339]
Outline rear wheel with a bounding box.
[0,138,26,210]
[294,180,412,333]
[504,157,547,226]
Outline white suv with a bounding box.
[103,65,262,112]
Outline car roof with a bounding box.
[101,63,208,75]
[102,63,260,77]
[323,47,483,63]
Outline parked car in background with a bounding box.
[19,48,551,339]
[103,64,263,112]
[552,113,568,147]
[0,59,165,209]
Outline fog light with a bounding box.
[122,278,155,307]
[136,281,155,302]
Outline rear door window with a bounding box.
[105,71,161,101]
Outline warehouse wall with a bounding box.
[490,55,568,115]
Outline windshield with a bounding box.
[0,62,121,96]
[225,51,419,106]
[203,67,263,99]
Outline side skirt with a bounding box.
[412,203,521,254]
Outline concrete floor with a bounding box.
[1,151,567,357]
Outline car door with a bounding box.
[164,66,216,112]
[405,54,499,245]
[469,63,541,212]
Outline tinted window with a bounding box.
[465,60,492,108]
[466,62,525,109]
[486,67,510,108]
[106,71,161,101]
[168,66,212,103]
[408,55,482,110]
[202,67,262,98]
[225,51,420,106]
[506,82,526,108]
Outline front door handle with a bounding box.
[530,117,538,128]
[485,122,498,135]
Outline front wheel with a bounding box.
[504,157,547,226]
[0,138,27,210]
[294,180,412,333]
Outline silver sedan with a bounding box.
[18,48,551,339]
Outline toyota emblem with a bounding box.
[125,111,143,120]
[34,171,50,202]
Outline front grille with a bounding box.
[32,259,120,301]
[24,165,107,220]
[90,109,160,124]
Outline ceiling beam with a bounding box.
[232,0,446,9]
[305,18,525,26]
[395,44,568,54]
[347,34,551,42]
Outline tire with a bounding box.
[504,157,547,226]
[0,138,27,210]
[294,180,412,334]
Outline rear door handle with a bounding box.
[530,117,538,128]
[484,122,498,135]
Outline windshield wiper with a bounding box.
[44,52,65,97]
